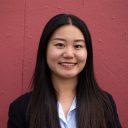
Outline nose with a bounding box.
[63,47,75,58]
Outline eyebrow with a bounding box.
[52,38,66,42]
[51,38,85,43]
[74,39,85,43]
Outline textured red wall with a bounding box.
[0,0,128,128]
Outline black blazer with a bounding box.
[7,92,122,128]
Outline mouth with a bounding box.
[58,62,77,68]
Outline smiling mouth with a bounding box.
[58,62,77,67]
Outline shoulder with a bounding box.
[103,91,116,107]
[9,92,31,113]
[103,91,122,127]
[9,92,32,116]
[10,92,32,107]
[103,91,117,111]
[8,92,32,128]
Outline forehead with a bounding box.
[50,25,85,40]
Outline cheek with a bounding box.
[47,49,60,65]
[78,51,87,65]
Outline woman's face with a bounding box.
[46,25,87,80]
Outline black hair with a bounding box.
[27,13,117,128]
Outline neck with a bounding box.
[51,75,77,100]
[51,75,77,117]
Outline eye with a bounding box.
[55,43,65,49]
[74,44,84,49]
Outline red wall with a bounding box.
[0,0,128,127]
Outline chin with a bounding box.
[60,74,78,79]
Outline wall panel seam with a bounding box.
[21,0,27,94]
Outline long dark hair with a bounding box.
[27,14,117,128]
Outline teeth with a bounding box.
[60,63,76,67]
[61,63,75,66]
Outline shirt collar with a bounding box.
[57,96,76,120]
[69,96,76,112]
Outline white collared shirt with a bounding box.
[58,97,76,128]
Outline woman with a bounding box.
[8,13,122,128]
